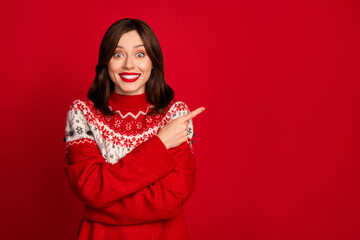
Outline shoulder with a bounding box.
[65,98,97,131]
[68,98,95,113]
[162,99,194,134]
[65,97,105,128]
[165,100,191,121]
[66,98,99,122]
[166,100,195,147]
[65,98,96,144]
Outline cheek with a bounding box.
[108,60,120,73]
[107,67,118,83]
[139,59,152,75]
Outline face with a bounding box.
[108,30,153,95]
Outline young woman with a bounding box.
[64,18,204,240]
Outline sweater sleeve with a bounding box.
[64,101,177,209]
[83,140,196,225]
[81,102,196,225]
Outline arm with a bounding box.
[83,140,196,225]
[64,101,176,209]
[82,103,198,225]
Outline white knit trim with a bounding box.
[67,138,96,146]
[110,105,155,119]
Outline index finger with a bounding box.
[180,107,205,121]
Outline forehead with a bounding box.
[117,30,144,47]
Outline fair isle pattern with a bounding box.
[65,99,194,164]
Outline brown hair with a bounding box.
[88,18,174,115]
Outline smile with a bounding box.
[119,73,141,82]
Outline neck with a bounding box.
[108,91,150,111]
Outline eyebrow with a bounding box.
[116,44,144,49]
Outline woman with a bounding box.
[64,18,204,240]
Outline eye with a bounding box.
[114,52,123,58]
[136,52,145,57]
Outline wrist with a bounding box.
[156,134,169,149]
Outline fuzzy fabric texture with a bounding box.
[64,92,196,240]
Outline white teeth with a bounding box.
[120,74,140,79]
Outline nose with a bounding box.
[123,55,135,69]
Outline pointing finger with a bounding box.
[181,107,205,121]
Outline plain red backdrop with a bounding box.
[1,0,359,239]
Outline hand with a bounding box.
[157,107,205,149]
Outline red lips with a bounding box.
[119,72,141,82]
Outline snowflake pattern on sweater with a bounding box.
[65,97,194,164]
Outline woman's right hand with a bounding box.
[157,107,205,149]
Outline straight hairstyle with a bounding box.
[88,18,174,115]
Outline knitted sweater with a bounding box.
[64,91,196,240]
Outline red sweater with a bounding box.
[64,92,196,240]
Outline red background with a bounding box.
[1,0,359,239]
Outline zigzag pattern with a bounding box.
[111,105,155,119]
[67,138,96,147]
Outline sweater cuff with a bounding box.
[152,135,168,151]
